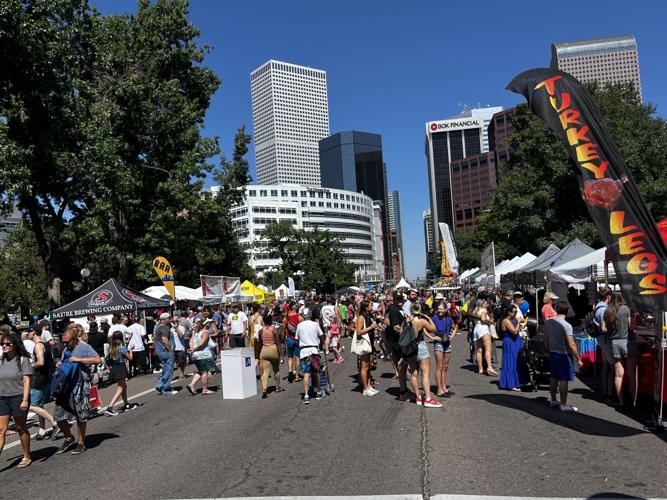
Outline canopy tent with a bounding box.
[458,267,479,282]
[514,239,595,287]
[394,277,412,289]
[274,284,289,300]
[141,285,202,302]
[240,280,268,303]
[52,279,171,319]
[505,244,560,288]
[477,253,538,287]
[547,247,616,284]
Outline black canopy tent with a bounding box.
[514,239,595,287]
[51,279,171,319]
[502,244,560,290]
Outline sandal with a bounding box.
[275,387,285,393]
[17,458,32,469]
[201,390,215,395]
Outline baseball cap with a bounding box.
[28,323,41,333]
[543,291,559,302]
[301,307,311,318]
[159,312,171,320]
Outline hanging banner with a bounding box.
[200,275,240,297]
[480,242,495,277]
[440,240,452,277]
[287,277,296,298]
[152,256,176,302]
[439,222,459,275]
[507,68,667,313]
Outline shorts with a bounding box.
[193,357,216,373]
[611,339,637,359]
[417,341,430,361]
[474,324,490,341]
[434,339,452,353]
[0,394,28,418]
[286,337,300,357]
[174,350,187,366]
[54,398,90,423]
[330,336,339,348]
[549,352,575,382]
[131,350,148,368]
[596,336,614,365]
[30,385,50,407]
[229,335,245,349]
[299,354,321,375]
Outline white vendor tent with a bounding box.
[394,277,413,289]
[547,247,615,283]
[142,285,202,301]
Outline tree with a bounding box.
[262,222,356,293]
[464,83,667,265]
[0,0,252,301]
[0,223,48,316]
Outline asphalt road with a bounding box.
[1,333,665,499]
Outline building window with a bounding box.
[291,190,298,197]
[271,190,278,197]
[260,190,267,197]
[281,190,288,197]
[248,190,256,197]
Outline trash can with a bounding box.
[221,348,257,399]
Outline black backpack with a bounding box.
[398,321,418,359]
[585,304,606,337]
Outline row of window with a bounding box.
[247,189,369,204]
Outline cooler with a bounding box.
[574,335,597,375]
[221,348,257,399]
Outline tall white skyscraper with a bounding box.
[250,60,330,186]
[448,106,503,152]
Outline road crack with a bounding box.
[420,406,431,500]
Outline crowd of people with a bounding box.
[0,284,645,469]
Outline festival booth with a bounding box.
[141,285,203,303]
[51,279,171,321]
[240,280,268,303]
[458,267,479,285]
[274,284,289,300]
[502,244,560,291]
[394,277,413,290]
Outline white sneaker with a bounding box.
[363,388,379,396]
[559,404,578,412]
[162,390,179,395]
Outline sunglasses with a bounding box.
[0,342,13,347]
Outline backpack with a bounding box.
[585,304,606,337]
[397,321,418,359]
[50,360,79,398]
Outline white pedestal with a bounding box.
[220,348,257,399]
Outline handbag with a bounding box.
[351,332,372,355]
[490,323,499,341]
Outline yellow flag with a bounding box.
[152,256,176,301]
[425,295,433,307]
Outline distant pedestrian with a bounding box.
[432,303,456,397]
[296,308,324,404]
[104,332,136,416]
[541,292,559,322]
[284,304,302,383]
[593,287,613,402]
[544,302,583,412]
[27,325,56,440]
[186,320,215,395]
[472,299,497,376]
[410,303,442,408]
[258,313,284,399]
[172,318,187,380]
[498,306,523,392]
[154,313,177,396]
[225,304,248,348]
[127,317,147,377]
[0,331,33,468]
[602,293,637,408]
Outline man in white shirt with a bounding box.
[320,297,340,356]
[127,318,147,377]
[171,318,187,379]
[402,289,418,316]
[108,316,130,341]
[225,304,248,348]
[296,308,325,404]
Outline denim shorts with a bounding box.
[286,337,300,357]
[0,394,28,418]
[434,340,451,353]
[417,341,430,361]
[30,385,50,407]
[299,353,320,374]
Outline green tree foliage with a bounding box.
[0,0,251,302]
[0,223,48,315]
[456,83,667,270]
[262,222,357,293]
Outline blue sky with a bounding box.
[94,0,665,280]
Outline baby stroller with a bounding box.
[521,329,551,391]
[310,352,335,395]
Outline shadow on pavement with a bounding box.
[588,494,647,499]
[467,393,646,437]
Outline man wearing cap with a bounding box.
[295,308,325,404]
[541,292,559,322]
[154,313,177,395]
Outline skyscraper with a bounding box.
[319,131,392,281]
[425,113,486,246]
[447,107,503,152]
[250,60,330,186]
[423,209,434,278]
[387,190,405,277]
[0,206,22,249]
[550,35,642,101]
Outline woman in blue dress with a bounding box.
[498,306,523,391]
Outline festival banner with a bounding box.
[200,275,240,297]
[152,256,176,302]
[508,68,667,313]
[480,242,495,277]
[439,222,459,275]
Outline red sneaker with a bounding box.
[423,397,442,408]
